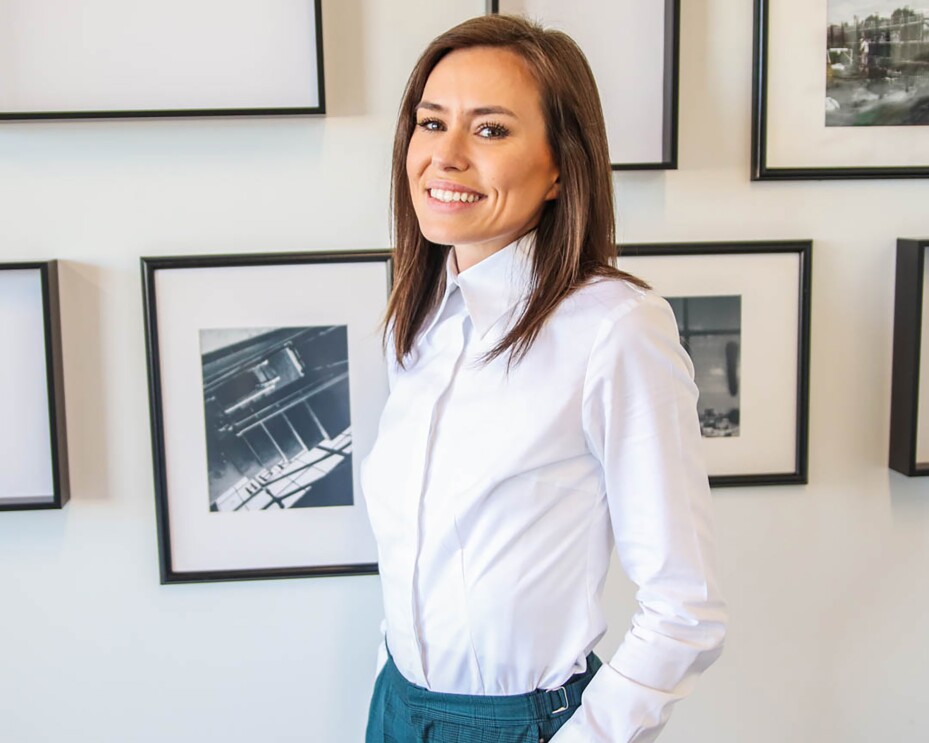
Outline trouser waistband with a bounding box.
[382,652,602,723]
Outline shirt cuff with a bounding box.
[548,661,686,743]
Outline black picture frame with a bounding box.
[752,0,929,180]
[141,250,393,584]
[617,241,812,487]
[0,261,70,511]
[890,239,929,476]
[0,0,325,121]
[488,0,680,170]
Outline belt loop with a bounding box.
[548,686,569,715]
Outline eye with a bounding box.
[416,117,445,132]
[476,121,509,139]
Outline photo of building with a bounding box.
[199,325,353,512]
[826,2,929,125]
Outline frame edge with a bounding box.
[889,240,926,476]
[143,249,392,583]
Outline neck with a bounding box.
[453,226,537,273]
[453,243,505,273]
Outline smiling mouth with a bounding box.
[427,188,485,204]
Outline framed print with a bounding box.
[753,0,929,179]
[488,0,680,170]
[141,251,391,583]
[0,0,325,120]
[616,241,812,487]
[0,262,70,511]
[890,239,929,476]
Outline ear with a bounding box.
[544,174,561,201]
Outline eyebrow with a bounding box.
[415,101,519,118]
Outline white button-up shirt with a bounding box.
[361,233,727,742]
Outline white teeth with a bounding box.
[429,188,480,203]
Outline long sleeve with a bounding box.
[552,294,728,742]
[374,619,389,676]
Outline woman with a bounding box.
[361,14,727,743]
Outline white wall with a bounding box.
[1,1,928,741]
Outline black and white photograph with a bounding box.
[0,0,325,120]
[667,296,741,439]
[754,0,929,178]
[200,325,353,513]
[826,2,929,126]
[0,262,69,511]
[618,242,811,487]
[142,251,392,583]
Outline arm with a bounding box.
[375,619,389,676]
[374,328,396,680]
[552,293,728,742]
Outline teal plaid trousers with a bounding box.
[365,652,601,743]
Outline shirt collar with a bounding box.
[419,249,461,339]
[452,231,535,339]
[420,232,535,340]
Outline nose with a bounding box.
[431,128,469,171]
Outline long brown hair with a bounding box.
[386,14,646,366]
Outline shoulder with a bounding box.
[572,278,689,383]
[562,276,676,336]
[537,277,683,382]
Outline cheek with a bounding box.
[490,149,555,195]
[406,138,427,181]
[526,157,558,202]
[527,147,558,185]
[495,163,556,211]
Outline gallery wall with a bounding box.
[1,1,928,741]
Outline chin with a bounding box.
[417,224,466,247]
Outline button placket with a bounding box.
[410,310,469,685]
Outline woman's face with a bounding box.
[406,46,560,265]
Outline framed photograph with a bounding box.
[0,262,70,511]
[141,251,392,583]
[0,0,325,120]
[488,0,680,170]
[753,0,929,179]
[890,239,929,476]
[616,241,812,487]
